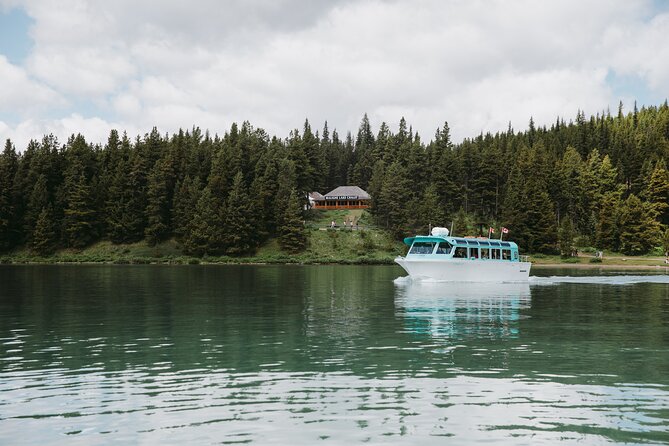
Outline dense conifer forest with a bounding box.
[1,101,669,257]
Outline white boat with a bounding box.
[394,227,531,282]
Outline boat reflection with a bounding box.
[394,278,531,340]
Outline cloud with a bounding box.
[0,0,667,150]
[0,55,62,115]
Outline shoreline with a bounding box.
[2,257,669,271]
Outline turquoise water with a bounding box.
[1,265,668,444]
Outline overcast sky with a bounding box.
[1,0,668,149]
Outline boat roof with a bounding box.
[403,235,519,249]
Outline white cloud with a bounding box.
[0,0,667,150]
[0,55,62,114]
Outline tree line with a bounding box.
[1,101,668,257]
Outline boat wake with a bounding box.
[528,275,669,285]
[395,274,669,286]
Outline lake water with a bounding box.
[1,265,668,444]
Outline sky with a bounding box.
[0,0,668,150]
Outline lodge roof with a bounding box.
[308,191,325,200]
[323,186,371,200]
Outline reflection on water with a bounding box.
[395,279,531,339]
[1,265,669,444]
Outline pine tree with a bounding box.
[502,145,556,253]
[25,174,50,243]
[558,218,575,257]
[183,187,226,256]
[376,161,413,238]
[643,159,669,225]
[63,171,97,248]
[62,134,99,249]
[419,183,447,232]
[278,189,306,253]
[31,206,58,255]
[0,139,19,251]
[619,194,661,255]
[172,175,201,241]
[596,192,622,251]
[145,155,176,246]
[224,172,255,255]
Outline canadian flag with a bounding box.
[501,227,509,234]
[489,227,495,233]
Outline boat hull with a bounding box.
[395,257,531,282]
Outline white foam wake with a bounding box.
[528,275,669,285]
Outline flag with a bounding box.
[489,227,495,234]
[501,227,509,234]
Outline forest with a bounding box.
[1,101,669,257]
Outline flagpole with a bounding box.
[500,228,503,241]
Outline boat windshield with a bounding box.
[409,242,436,254]
[435,242,452,254]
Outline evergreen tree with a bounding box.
[502,145,556,253]
[0,140,19,251]
[596,192,622,251]
[376,161,413,238]
[63,171,97,248]
[183,187,226,256]
[643,159,669,226]
[419,183,448,232]
[224,172,256,255]
[619,194,661,255]
[172,175,201,241]
[278,189,306,253]
[31,206,58,255]
[145,155,176,246]
[25,174,50,243]
[557,218,575,257]
[63,135,98,248]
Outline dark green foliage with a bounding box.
[1,102,669,256]
[558,218,576,257]
[183,187,226,256]
[502,145,556,253]
[376,161,414,238]
[596,192,622,251]
[31,206,58,255]
[619,194,661,255]
[63,171,97,248]
[172,175,201,241]
[643,159,669,225]
[278,189,306,253]
[224,172,256,255]
[0,140,19,251]
[145,155,176,246]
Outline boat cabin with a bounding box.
[404,236,521,262]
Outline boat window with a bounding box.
[491,248,500,259]
[435,242,452,254]
[409,242,436,254]
[513,251,518,260]
[502,249,511,260]
[453,247,468,258]
[469,247,479,259]
[500,242,511,247]
[466,240,479,245]
[479,241,490,245]
[454,238,468,244]
[480,248,490,259]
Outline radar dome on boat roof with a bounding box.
[431,227,449,237]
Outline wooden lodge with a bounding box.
[309,186,371,210]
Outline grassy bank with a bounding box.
[2,209,668,268]
[0,214,404,265]
[3,238,668,269]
